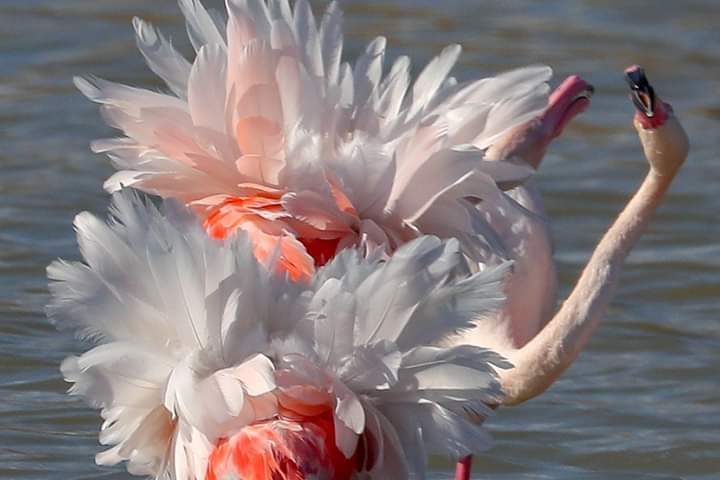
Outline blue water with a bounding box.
[1,0,718,478]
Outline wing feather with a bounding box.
[133,17,192,98]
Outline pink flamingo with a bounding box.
[450,65,689,480]
[61,0,691,475]
[48,191,512,479]
[76,0,581,286]
[483,65,688,405]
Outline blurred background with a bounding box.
[1,0,718,478]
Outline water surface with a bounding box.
[1,0,718,478]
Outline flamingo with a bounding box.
[47,190,511,479]
[76,0,586,286]
[74,0,599,402]
[58,0,691,476]
[449,65,689,480]
[481,65,689,405]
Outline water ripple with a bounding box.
[1,0,718,478]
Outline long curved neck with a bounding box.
[499,170,674,405]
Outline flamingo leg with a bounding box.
[455,455,473,480]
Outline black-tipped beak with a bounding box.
[625,66,656,118]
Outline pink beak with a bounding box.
[543,75,594,139]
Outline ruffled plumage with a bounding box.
[270,237,512,478]
[77,0,551,279]
[47,191,286,478]
[48,191,510,479]
[54,1,568,477]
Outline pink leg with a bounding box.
[455,455,473,480]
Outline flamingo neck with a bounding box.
[499,170,673,404]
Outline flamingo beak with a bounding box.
[625,65,656,118]
[544,75,595,140]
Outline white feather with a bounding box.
[187,44,227,132]
[268,0,293,26]
[272,236,511,478]
[133,17,192,98]
[377,55,410,122]
[318,1,343,86]
[292,0,323,78]
[407,44,462,119]
[74,76,186,115]
[48,191,286,479]
[178,0,226,51]
[353,36,386,108]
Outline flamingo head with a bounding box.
[625,64,668,129]
[625,65,689,177]
[485,75,594,168]
[544,75,595,140]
